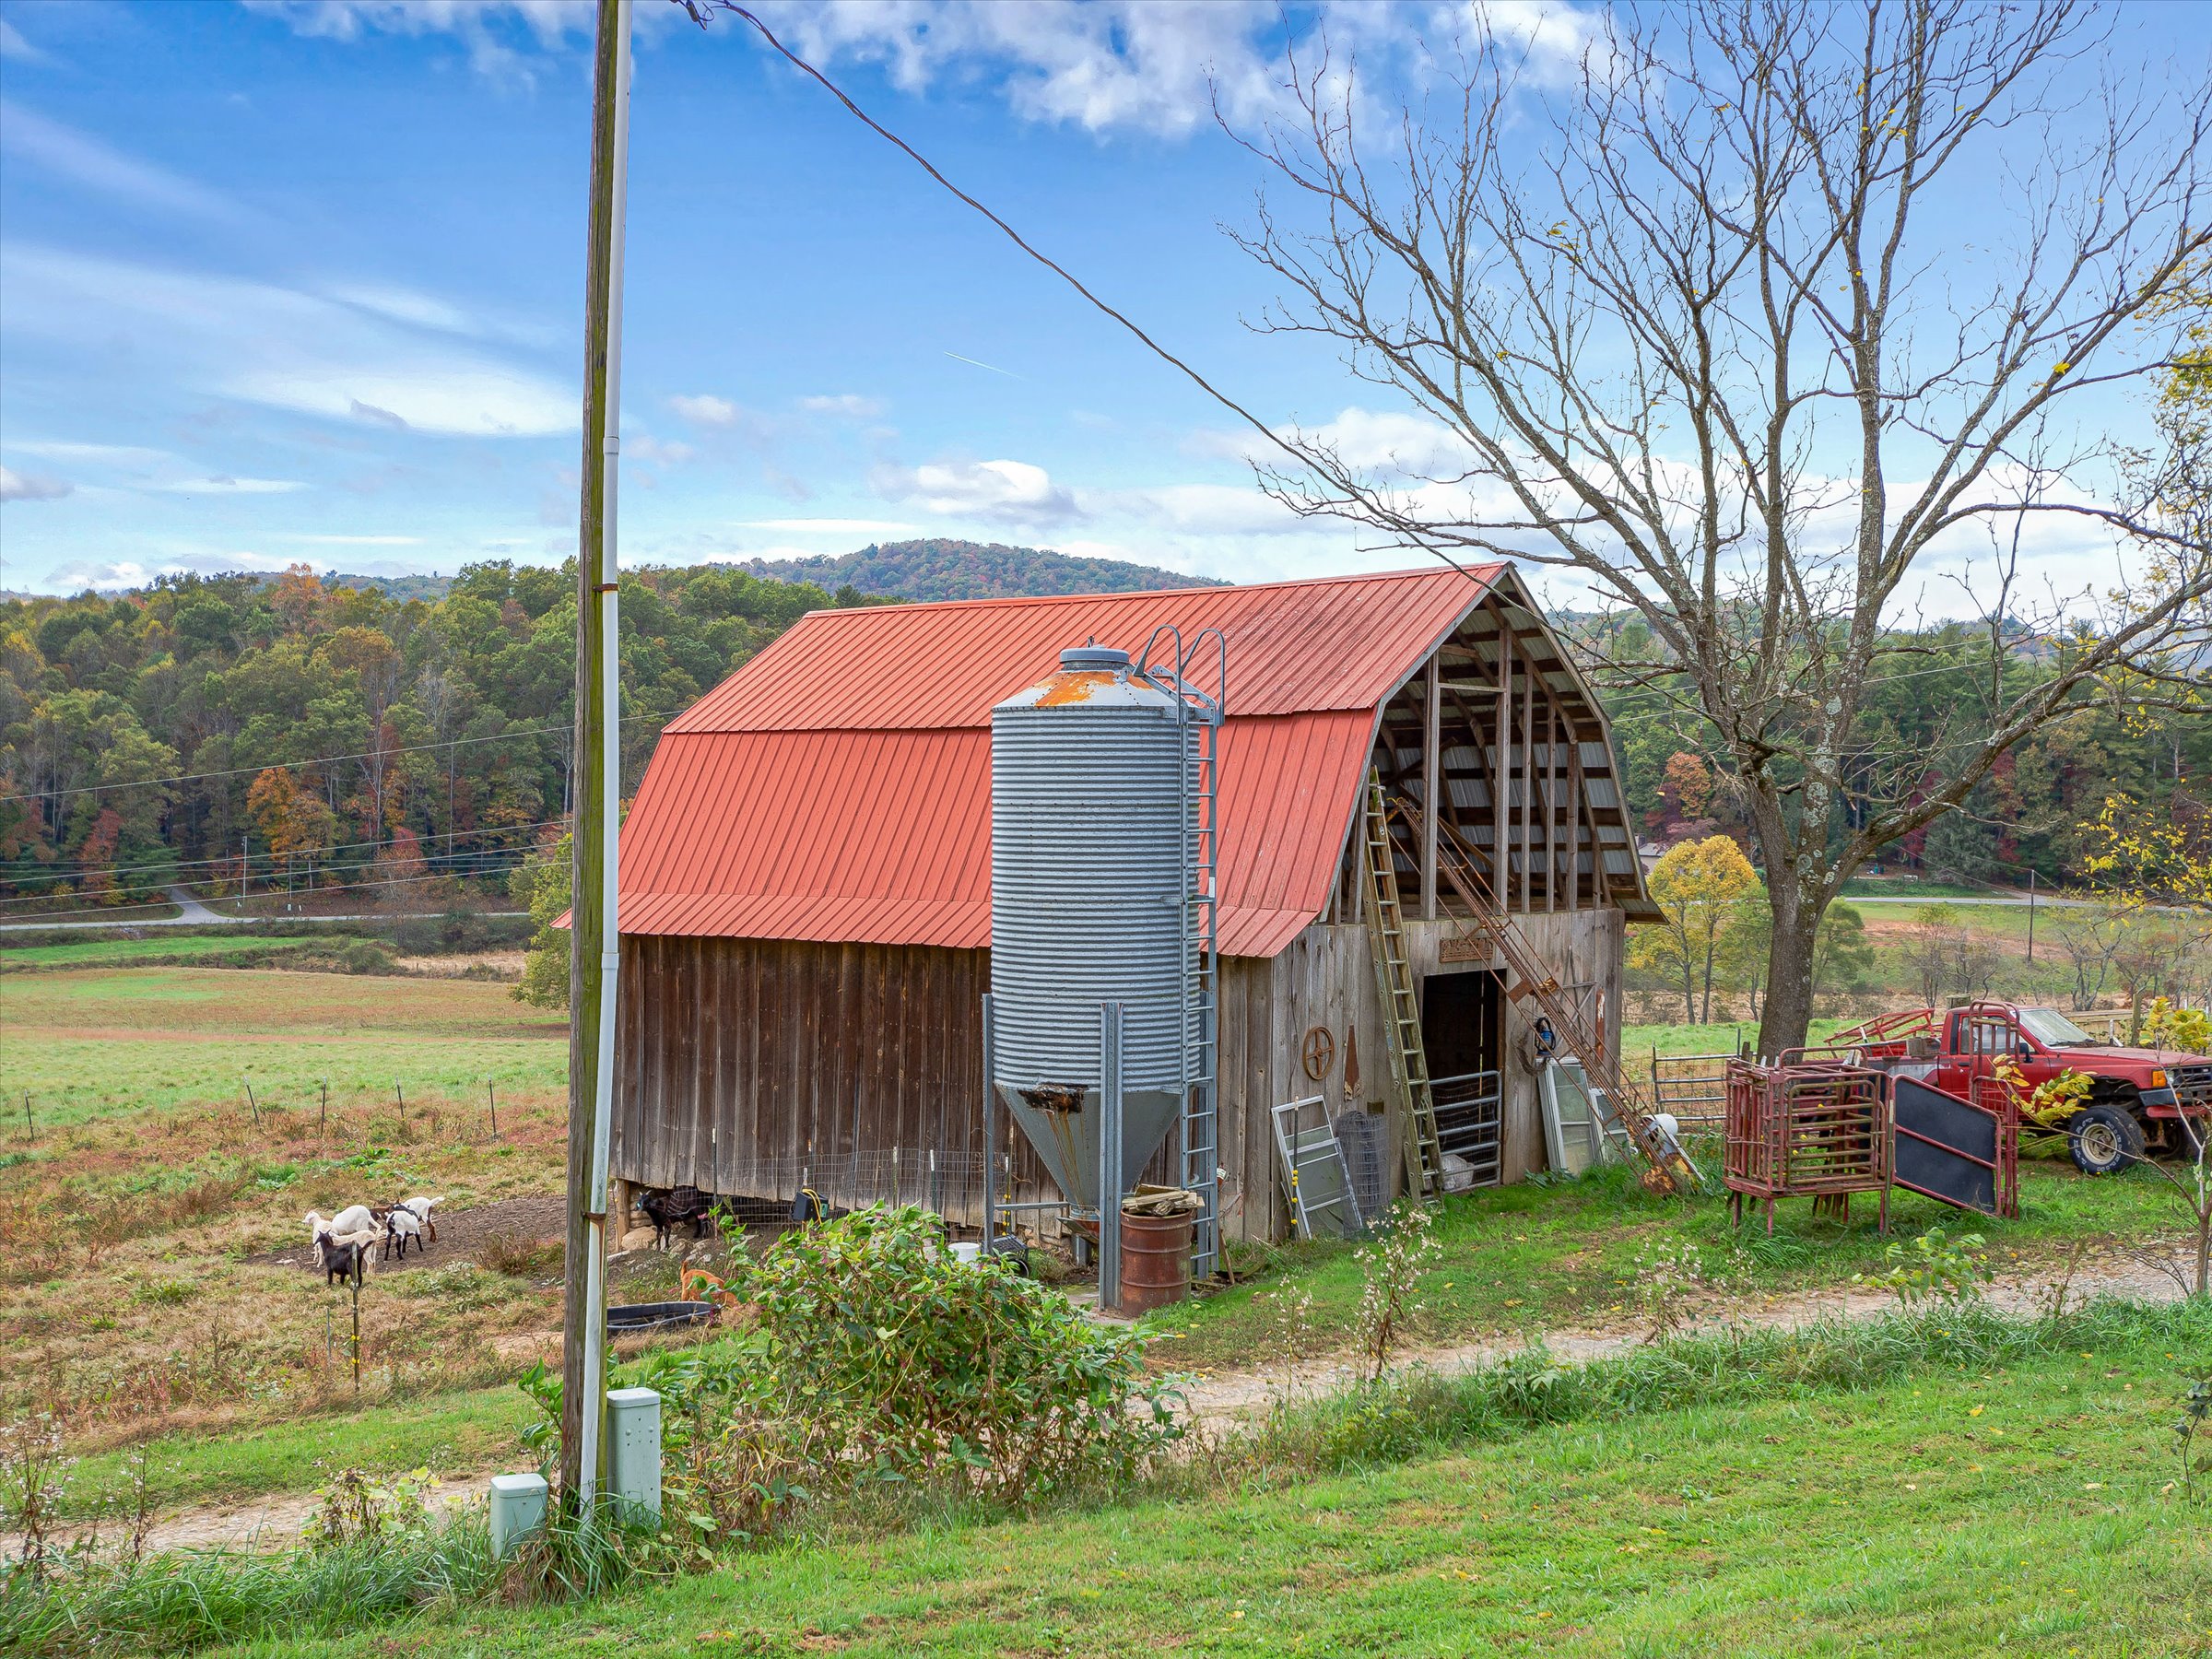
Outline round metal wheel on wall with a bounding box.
[2067,1102,2147,1177]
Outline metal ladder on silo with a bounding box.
[1361,771,1445,1206]
[1140,625,1225,1279]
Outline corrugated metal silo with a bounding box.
[990,644,1200,1207]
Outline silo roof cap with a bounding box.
[1058,645,1131,671]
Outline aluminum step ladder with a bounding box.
[1139,626,1225,1278]
[1394,793,1697,1195]
[1360,770,1445,1206]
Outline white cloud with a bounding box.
[244,0,593,88]
[1113,481,1308,536]
[1,245,574,438]
[628,434,695,465]
[325,282,476,335]
[757,0,1288,137]
[0,19,54,65]
[798,393,888,418]
[0,100,245,222]
[284,533,423,545]
[742,517,917,535]
[46,559,166,592]
[5,441,180,469]
[150,476,311,495]
[873,456,1082,525]
[668,393,740,427]
[1,466,73,502]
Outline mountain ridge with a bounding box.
[740,538,1222,602]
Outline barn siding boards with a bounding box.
[610,904,1625,1236]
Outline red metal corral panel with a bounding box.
[617,711,1378,958]
[668,566,1500,735]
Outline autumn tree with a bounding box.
[1630,834,1761,1023]
[245,764,336,885]
[1230,0,2212,1053]
[510,830,572,1010]
[1647,750,1717,840]
[269,563,326,638]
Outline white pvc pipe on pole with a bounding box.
[575,0,630,1513]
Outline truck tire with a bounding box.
[2067,1103,2147,1177]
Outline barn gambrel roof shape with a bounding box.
[616,565,1652,959]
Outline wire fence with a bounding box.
[1649,1052,1733,1135]
[662,1148,1013,1229]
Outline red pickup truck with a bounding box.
[1839,1001,2211,1176]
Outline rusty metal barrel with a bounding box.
[1114,1208,1194,1314]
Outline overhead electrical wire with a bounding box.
[2,706,685,806]
[673,0,1476,588]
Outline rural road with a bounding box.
[0,903,525,934]
[166,884,223,923]
[28,1248,2188,1559]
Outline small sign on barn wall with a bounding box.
[1439,934,1499,965]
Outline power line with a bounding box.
[10,816,569,883]
[677,1,1479,586]
[3,707,683,806]
[0,841,558,912]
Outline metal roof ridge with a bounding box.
[663,709,1373,735]
[782,561,1503,621]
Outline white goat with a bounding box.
[305,1206,376,1240]
[396,1195,443,1241]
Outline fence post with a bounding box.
[487,1079,499,1141]
[21,1093,31,1144]
[394,1082,406,1134]
[319,1079,328,1138]
[242,1077,261,1129]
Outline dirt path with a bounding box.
[1174,1252,2190,1423]
[252,1193,569,1276]
[23,1251,2187,1559]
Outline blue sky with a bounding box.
[2,0,2206,609]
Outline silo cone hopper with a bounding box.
[994,1077,1182,1213]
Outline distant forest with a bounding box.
[0,540,1212,916]
[2,545,2203,918]
[742,538,1221,601]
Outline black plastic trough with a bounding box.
[606,1300,716,1334]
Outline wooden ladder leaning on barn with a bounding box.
[1392,794,1697,1197]
[1360,770,1448,1206]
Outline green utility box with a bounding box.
[605,1386,663,1524]
[488,1472,548,1559]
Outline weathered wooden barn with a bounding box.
[609,565,1656,1241]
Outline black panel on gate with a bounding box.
[1892,1077,1998,1215]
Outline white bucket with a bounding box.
[949,1241,982,1265]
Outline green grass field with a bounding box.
[0,933,328,971]
[0,966,564,1128]
[216,1311,2212,1659]
[1150,1158,2190,1374]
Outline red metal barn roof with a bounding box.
[619,566,1504,959]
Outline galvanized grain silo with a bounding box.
[988,643,1208,1213]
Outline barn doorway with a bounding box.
[1420,968,1505,1187]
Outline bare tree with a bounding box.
[1228,0,2212,1051]
[2049,894,2127,1011]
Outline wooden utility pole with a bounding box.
[560,0,632,1516]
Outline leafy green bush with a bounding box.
[738,1205,1183,1499]
[1853,1226,1994,1306]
